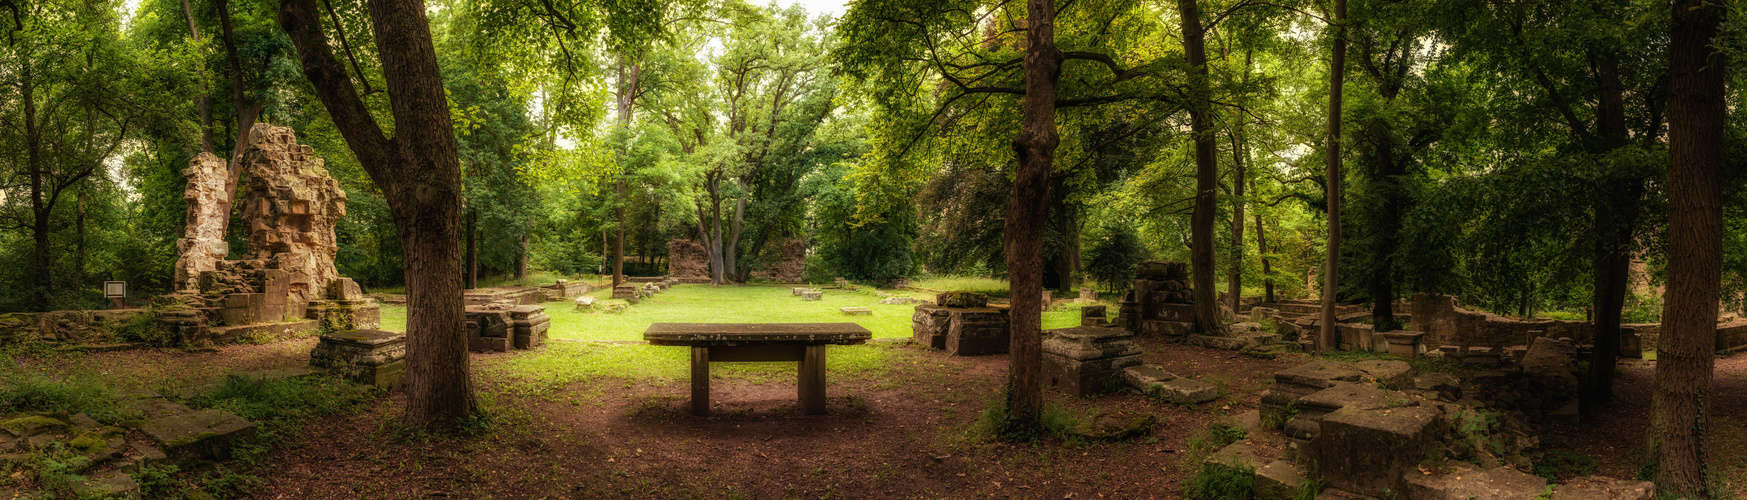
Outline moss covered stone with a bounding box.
[1,415,69,437]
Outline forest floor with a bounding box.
[6,284,1745,498]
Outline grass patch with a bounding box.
[1182,461,1255,500]
[184,374,382,440]
[478,341,920,401]
[905,276,1011,297]
[1317,349,1394,363]
[1186,421,1248,462]
[0,372,140,424]
[379,284,1086,340]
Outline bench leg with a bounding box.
[800,345,826,415]
[691,347,710,416]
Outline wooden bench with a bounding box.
[644,323,872,415]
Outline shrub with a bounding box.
[0,374,138,424]
[1084,220,1150,295]
[1182,461,1255,500]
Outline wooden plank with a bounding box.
[708,344,805,362]
[691,347,709,416]
[645,323,872,346]
[800,345,827,415]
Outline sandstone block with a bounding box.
[140,409,256,464]
[1550,476,1655,500]
[1400,462,1548,500]
[1313,406,1442,497]
[1067,411,1157,441]
[801,291,823,301]
[840,307,872,316]
[1254,460,1308,500]
[935,291,988,308]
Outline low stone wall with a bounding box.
[747,239,806,283]
[1719,321,1747,353]
[0,309,152,344]
[463,287,546,306]
[1409,294,1600,350]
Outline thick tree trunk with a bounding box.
[1179,0,1225,335]
[1001,0,1060,438]
[281,0,474,429]
[708,175,727,285]
[1318,0,1347,352]
[612,58,639,287]
[22,63,50,312]
[1648,0,1724,495]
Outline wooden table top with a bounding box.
[644,323,873,347]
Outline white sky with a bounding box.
[124,0,851,26]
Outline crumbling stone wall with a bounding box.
[172,153,231,291]
[668,239,710,279]
[1120,260,1196,337]
[236,123,348,303]
[1409,293,1598,350]
[748,239,806,282]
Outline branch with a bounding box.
[321,0,375,95]
[1061,51,1151,82]
[278,0,394,189]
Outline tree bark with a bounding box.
[1001,0,1060,438]
[1255,206,1273,304]
[515,234,528,279]
[727,196,745,281]
[1318,0,1347,352]
[614,179,626,286]
[1647,0,1724,495]
[1178,0,1225,335]
[281,0,474,429]
[1584,36,1638,409]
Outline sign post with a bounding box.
[103,281,127,309]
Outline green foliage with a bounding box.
[0,373,139,424]
[1182,461,1255,500]
[185,374,380,451]
[1084,220,1151,294]
[131,464,184,498]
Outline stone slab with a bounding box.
[1153,377,1220,405]
[840,307,872,316]
[644,323,872,346]
[1550,476,1655,500]
[140,409,256,464]
[1400,462,1548,500]
[1254,460,1307,500]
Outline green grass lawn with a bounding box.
[377,284,1088,340]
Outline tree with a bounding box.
[1318,0,1347,352]
[1645,0,1726,495]
[279,0,474,429]
[1178,0,1227,336]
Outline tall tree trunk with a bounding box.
[180,0,214,153]
[1318,0,1347,352]
[708,175,727,285]
[281,0,474,429]
[614,180,626,286]
[1648,0,1724,495]
[612,57,640,288]
[22,60,50,312]
[727,196,745,282]
[465,209,477,289]
[515,234,528,279]
[1001,0,1060,438]
[75,191,85,286]
[1179,0,1225,335]
[1056,202,1075,294]
[1229,128,1246,313]
[1585,40,1637,409]
[1255,206,1273,303]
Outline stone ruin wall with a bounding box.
[667,239,710,279]
[747,239,806,283]
[172,152,231,291]
[236,123,347,303]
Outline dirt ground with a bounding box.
[244,338,1299,499]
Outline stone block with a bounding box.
[1080,305,1107,326]
[574,296,596,311]
[469,336,510,353]
[1043,352,1142,396]
[1122,365,1175,389]
[309,329,407,388]
[1134,260,1189,281]
[503,305,550,350]
[840,307,872,316]
[1254,460,1308,500]
[1353,360,1414,389]
[911,305,950,350]
[1152,378,1220,405]
[1400,462,1548,500]
[1379,330,1424,360]
[944,308,1008,356]
[878,296,919,305]
[792,287,808,296]
[140,409,256,464]
[1550,476,1655,500]
[327,277,363,300]
[613,285,639,301]
[1139,319,1193,337]
[1154,303,1195,322]
[1313,406,1442,497]
[935,291,988,308]
[801,291,823,301]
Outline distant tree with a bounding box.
[1084,221,1149,295]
